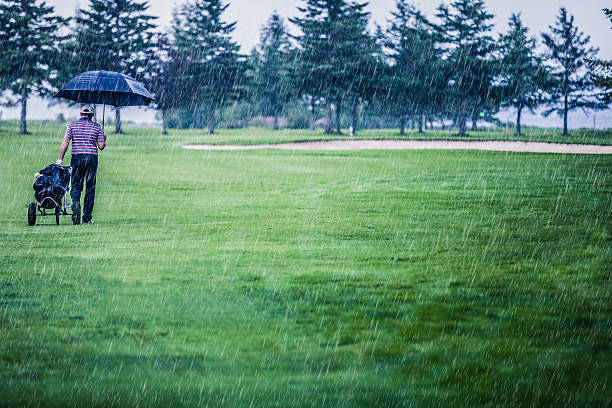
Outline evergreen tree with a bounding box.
[498,13,549,135]
[542,7,603,136]
[291,0,377,135]
[142,33,185,135]
[283,38,322,131]
[171,0,247,134]
[589,9,612,104]
[341,4,379,135]
[435,0,496,136]
[63,0,157,133]
[253,12,293,130]
[383,0,446,134]
[0,0,67,134]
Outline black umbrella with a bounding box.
[54,70,155,130]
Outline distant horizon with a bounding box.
[1,105,609,131]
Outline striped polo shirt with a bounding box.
[64,117,105,155]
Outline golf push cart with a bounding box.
[28,164,81,226]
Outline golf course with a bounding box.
[1,122,611,407]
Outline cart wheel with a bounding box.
[28,202,36,226]
[56,206,61,225]
[72,202,81,225]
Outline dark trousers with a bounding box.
[70,154,98,222]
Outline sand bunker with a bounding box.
[183,140,612,155]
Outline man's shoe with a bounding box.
[71,202,81,225]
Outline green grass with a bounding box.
[175,126,612,146]
[2,120,612,146]
[0,122,611,407]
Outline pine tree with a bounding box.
[171,0,247,134]
[542,7,603,136]
[383,0,445,134]
[498,13,549,135]
[589,9,612,104]
[0,0,67,134]
[142,33,185,135]
[341,4,379,135]
[291,0,377,135]
[63,0,157,133]
[253,12,293,130]
[435,0,496,136]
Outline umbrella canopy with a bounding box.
[54,70,154,107]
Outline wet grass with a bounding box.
[0,122,611,407]
[174,126,612,146]
[2,120,611,146]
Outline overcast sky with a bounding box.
[4,0,612,127]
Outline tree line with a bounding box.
[0,0,610,136]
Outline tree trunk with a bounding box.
[19,88,27,135]
[273,115,279,130]
[309,99,316,130]
[335,98,341,134]
[350,102,357,137]
[471,112,478,132]
[563,93,568,136]
[516,105,522,136]
[115,107,122,134]
[208,106,216,134]
[193,105,203,129]
[161,109,168,135]
[418,114,424,133]
[325,102,333,134]
[399,115,405,135]
[458,112,467,137]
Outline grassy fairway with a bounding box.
[162,125,612,146]
[0,123,610,407]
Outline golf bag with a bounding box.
[33,164,71,209]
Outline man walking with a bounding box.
[57,105,106,224]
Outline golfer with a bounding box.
[56,105,106,224]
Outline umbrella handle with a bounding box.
[102,103,105,131]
